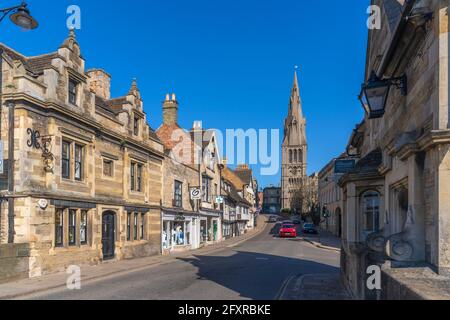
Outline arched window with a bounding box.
[294,150,298,163]
[289,150,293,163]
[298,149,303,162]
[361,191,380,233]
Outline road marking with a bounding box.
[274,275,295,300]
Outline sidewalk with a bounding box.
[302,230,341,252]
[0,216,267,300]
[279,274,350,300]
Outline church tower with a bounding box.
[281,71,307,212]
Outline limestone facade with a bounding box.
[339,0,450,299]
[0,31,164,279]
[318,157,345,237]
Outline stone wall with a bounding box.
[0,243,30,283]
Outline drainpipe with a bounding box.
[6,99,14,244]
[0,48,3,239]
[0,51,15,244]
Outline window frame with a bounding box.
[127,213,132,241]
[102,158,114,178]
[134,213,138,241]
[130,163,136,191]
[140,213,145,240]
[62,140,71,180]
[68,209,77,246]
[137,164,143,192]
[74,143,84,181]
[80,210,88,246]
[55,209,64,247]
[174,180,183,208]
[133,116,139,136]
[361,191,380,234]
[130,162,143,192]
[202,176,212,203]
[68,78,79,106]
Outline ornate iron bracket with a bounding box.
[41,135,54,173]
[26,129,54,173]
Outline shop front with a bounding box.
[199,210,222,244]
[162,209,201,253]
[222,221,238,239]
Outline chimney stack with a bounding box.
[162,93,179,125]
[87,69,111,100]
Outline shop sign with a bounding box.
[190,187,202,200]
[215,196,224,204]
[334,159,356,174]
[175,214,186,222]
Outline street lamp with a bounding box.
[359,71,407,119]
[0,1,38,30]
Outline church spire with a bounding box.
[289,69,303,119]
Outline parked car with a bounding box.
[303,223,318,234]
[279,224,297,238]
[269,216,278,223]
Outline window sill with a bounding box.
[61,178,87,186]
[130,190,144,195]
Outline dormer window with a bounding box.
[68,78,78,105]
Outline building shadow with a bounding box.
[177,251,339,300]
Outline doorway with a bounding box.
[336,208,342,238]
[102,211,116,260]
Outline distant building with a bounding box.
[318,154,353,237]
[281,71,308,213]
[263,187,281,214]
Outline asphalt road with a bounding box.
[24,220,340,300]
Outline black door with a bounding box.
[102,212,115,260]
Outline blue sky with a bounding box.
[1,0,369,189]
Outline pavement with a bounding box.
[302,230,341,252]
[0,215,349,300]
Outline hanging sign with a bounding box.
[190,187,202,200]
[215,196,224,204]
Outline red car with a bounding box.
[279,224,297,238]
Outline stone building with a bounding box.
[233,164,257,229]
[156,94,202,253]
[262,186,281,214]
[340,0,450,299]
[221,165,253,235]
[220,175,252,239]
[281,71,308,213]
[318,154,352,237]
[0,31,164,281]
[191,122,223,244]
